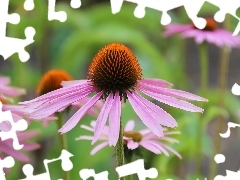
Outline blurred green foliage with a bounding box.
[1,0,240,179]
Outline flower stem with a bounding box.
[196,42,208,174]
[209,16,231,180]
[56,112,69,180]
[209,46,230,180]
[116,119,125,180]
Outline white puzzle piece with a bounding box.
[0,102,28,150]
[0,156,15,180]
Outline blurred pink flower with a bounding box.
[0,127,40,162]
[76,120,181,158]
[0,76,25,102]
[20,43,207,146]
[163,18,240,47]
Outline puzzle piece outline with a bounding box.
[110,0,240,35]
[0,102,28,150]
[20,149,73,180]
[0,156,15,180]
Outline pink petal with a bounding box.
[109,92,121,146]
[0,86,26,97]
[29,87,94,119]
[140,88,204,112]
[76,135,94,141]
[21,142,40,151]
[80,125,94,132]
[17,131,40,141]
[61,80,90,87]
[59,91,103,134]
[127,91,164,137]
[139,129,151,136]
[130,91,177,127]
[92,93,115,144]
[141,140,170,156]
[161,137,179,143]
[90,141,109,155]
[138,81,207,101]
[127,140,139,149]
[140,78,173,88]
[158,142,182,159]
[124,120,135,132]
[0,76,10,85]
[0,144,29,162]
[20,81,93,106]
[139,141,161,154]
[163,24,192,37]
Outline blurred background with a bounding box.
[1,0,240,179]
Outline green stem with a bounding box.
[116,120,125,180]
[57,112,69,180]
[196,43,209,174]
[209,46,230,180]
[209,16,231,180]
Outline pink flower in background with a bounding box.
[0,127,40,162]
[76,120,181,158]
[20,43,207,147]
[0,76,26,102]
[163,18,240,48]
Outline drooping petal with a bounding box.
[20,81,93,106]
[139,78,172,88]
[29,86,94,119]
[127,91,164,137]
[109,92,121,146]
[141,140,170,156]
[59,92,103,133]
[140,88,204,112]
[124,120,135,132]
[130,91,177,127]
[92,93,115,144]
[90,142,109,155]
[0,144,29,162]
[158,142,182,159]
[139,141,161,154]
[138,81,207,101]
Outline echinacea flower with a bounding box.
[76,120,181,158]
[0,76,26,102]
[163,18,240,48]
[20,42,207,146]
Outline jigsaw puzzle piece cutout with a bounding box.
[48,0,67,22]
[0,27,35,62]
[110,0,186,25]
[21,164,50,180]
[79,169,109,180]
[0,0,35,62]
[207,0,240,22]
[0,156,15,180]
[0,103,28,150]
[20,149,73,180]
[116,159,158,180]
[24,0,35,11]
[70,0,81,9]
[182,0,207,29]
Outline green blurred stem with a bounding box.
[56,112,69,180]
[209,46,230,180]
[116,120,125,180]
[196,43,208,174]
[209,16,231,180]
